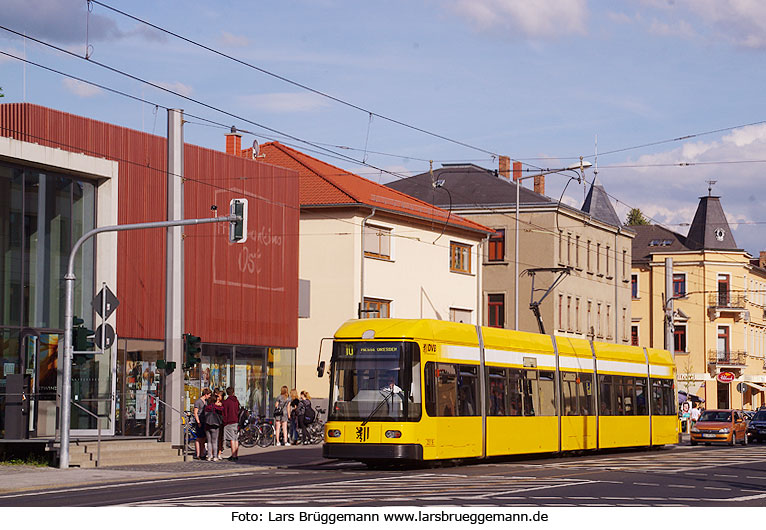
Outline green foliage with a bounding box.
[626,208,649,226]
[0,86,4,98]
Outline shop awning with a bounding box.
[745,381,766,392]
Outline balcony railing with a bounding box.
[708,293,746,309]
[707,349,747,366]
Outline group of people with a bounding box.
[192,387,241,462]
[191,386,317,461]
[273,386,316,446]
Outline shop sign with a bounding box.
[716,371,735,383]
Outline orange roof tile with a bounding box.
[255,142,492,235]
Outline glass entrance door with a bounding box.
[71,336,116,436]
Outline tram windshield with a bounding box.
[329,341,422,422]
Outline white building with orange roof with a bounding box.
[225,134,493,398]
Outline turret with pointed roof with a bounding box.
[685,195,738,250]
[581,176,621,227]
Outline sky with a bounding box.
[1,0,765,255]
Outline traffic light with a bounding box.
[72,316,94,352]
[229,198,248,243]
[156,359,176,374]
[184,333,201,369]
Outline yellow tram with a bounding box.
[321,319,677,463]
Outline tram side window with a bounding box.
[662,379,675,415]
[560,372,595,416]
[425,362,479,417]
[635,377,648,415]
[488,368,506,416]
[599,375,613,416]
[538,371,557,416]
[623,377,636,416]
[457,365,479,416]
[522,370,538,416]
[507,369,523,416]
[651,378,664,416]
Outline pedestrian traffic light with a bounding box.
[184,333,201,369]
[229,198,248,243]
[72,316,94,352]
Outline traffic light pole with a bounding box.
[60,213,240,469]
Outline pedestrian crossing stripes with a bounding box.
[123,473,596,507]
[530,445,766,473]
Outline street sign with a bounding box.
[737,382,746,393]
[92,285,120,320]
[94,323,116,350]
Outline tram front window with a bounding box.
[329,341,421,422]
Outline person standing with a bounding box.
[296,391,314,445]
[222,386,241,461]
[204,390,224,461]
[274,386,291,446]
[193,388,211,459]
[288,389,300,445]
[690,403,701,429]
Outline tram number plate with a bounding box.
[702,433,716,438]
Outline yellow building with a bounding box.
[631,194,766,410]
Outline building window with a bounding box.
[567,296,572,331]
[717,325,730,360]
[622,307,627,341]
[450,308,472,324]
[362,298,390,319]
[596,243,602,275]
[631,274,639,299]
[622,249,627,279]
[575,297,581,333]
[673,273,686,297]
[605,245,611,278]
[558,230,565,265]
[567,233,572,265]
[488,229,505,262]
[363,224,391,259]
[558,294,564,331]
[575,235,581,269]
[717,274,730,306]
[587,300,593,337]
[450,242,471,273]
[606,304,612,339]
[631,325,639,346]
[586,240,592,272]
[597,303,602,338]
[674,324,687,353]
[488,294,504,328]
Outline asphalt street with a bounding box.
[1,442,765,507]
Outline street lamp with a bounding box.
[514,160,593,330]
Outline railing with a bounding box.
[153,396,189,462]
[708,349,747,366]
[70,401,103,467]
[708,293,746,309]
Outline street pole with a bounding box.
[59,214,240,469]
[165,109,184,447]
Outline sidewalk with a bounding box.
[0,443,325,494]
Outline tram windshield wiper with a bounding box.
[361,385,402,426]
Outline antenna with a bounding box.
[706,179,717,196]
[252,139,260,159]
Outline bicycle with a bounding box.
[238,412,275,448]
[305,407,326,445]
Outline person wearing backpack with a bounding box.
[274,385,291,446]
[296,390,315,445]
[204,390,224,461]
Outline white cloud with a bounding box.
[62,78,102,97]
[220,31,250,48]
[640,0,766,49]
[154,81,194,97]
[239,92,329,113]
[4,0,123,44]
[447,0,588,38]
[601,123,766,254]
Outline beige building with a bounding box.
[387,160,634,342]
[631,194,766,410]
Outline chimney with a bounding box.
[534,174,545,195]
[760,251,766,269]
[225,131,242,156]
[513,161,522,183]
[499,156,510,180]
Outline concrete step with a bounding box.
[67,440,184,468]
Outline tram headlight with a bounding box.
[718,428,730,434]
[327,429,341,438]
[385,430,402,439]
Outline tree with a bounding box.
[0,87,4,98]
[626,208,649,226]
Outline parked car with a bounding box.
[690,409,748,446]
[746,409,766,443]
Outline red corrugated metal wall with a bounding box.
[0,103,299,347]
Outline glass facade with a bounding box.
[0,160,96,439]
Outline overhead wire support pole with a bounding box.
[59,213,241,469]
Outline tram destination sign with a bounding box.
[92,285,120,320]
